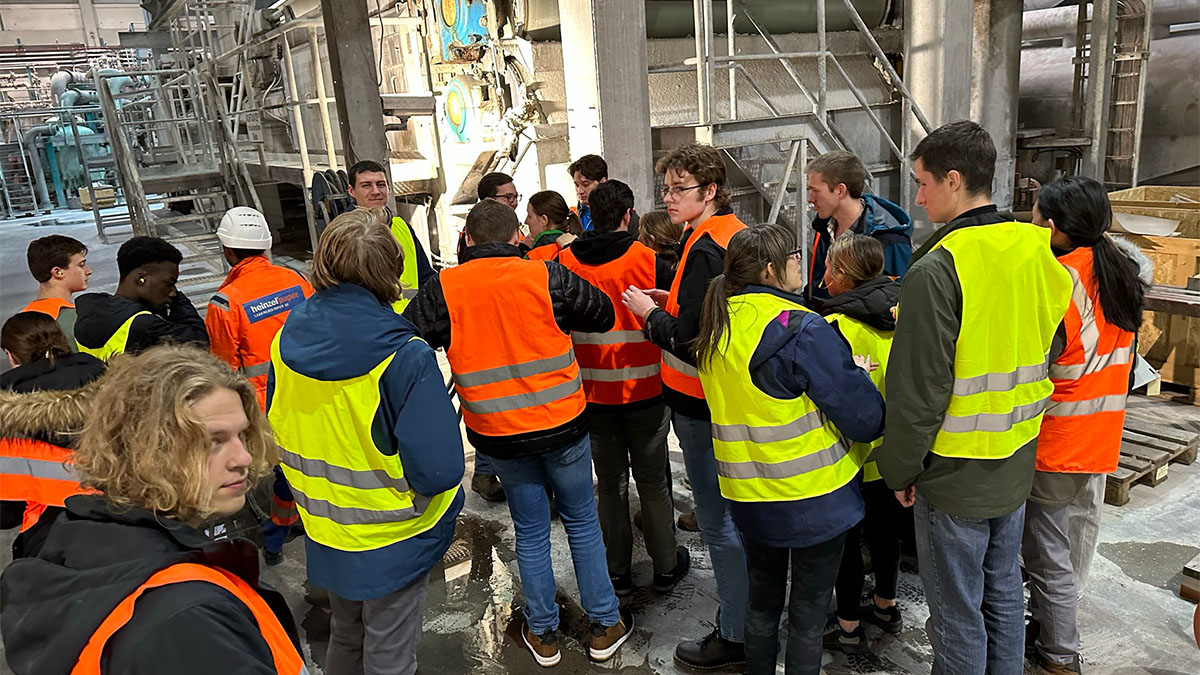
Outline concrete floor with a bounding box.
[2,212,1199,674]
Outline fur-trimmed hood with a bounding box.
[0,379,100,446]
[1111,234,1156,285]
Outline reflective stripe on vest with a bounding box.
[1037,246,1135,473]
[699,292,866,502]
[558,242,663,405]
[268,334,458,551]
[0,437,90,530]
[440,257,586,437]
[78,311,150,361]
[928,222,1072,460]
[662,213,747,400]
[390,216,422,313]
[825,312,894,483]
[70,562,307,675]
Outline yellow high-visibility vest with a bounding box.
[825,312,892,482]
[390,216,421,313]
[699,292,867,503]
[928,222,1072,459]
[267,334,458,552]
[77,311,150,361]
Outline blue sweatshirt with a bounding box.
[727,285,885,548]
[268,283,465,601]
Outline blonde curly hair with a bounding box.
[73,345,275,526]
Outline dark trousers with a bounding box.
[834,478,908,620]
[744,533,847,675]
[590,402,677,576]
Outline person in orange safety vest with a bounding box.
[556,179,690,598]
[20,235,92,351]
[1021,176,1149,675]
[205,206,313,566]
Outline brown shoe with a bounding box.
[588,610,634,662]
[522,625,560,667]
[677,510,700,532]
[471,473,506,502]
[1029,654,1081,675]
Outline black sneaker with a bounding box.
[860,602,902,634]
[652,546,691,592]
[822,620,867,655]
[611,573,634,597]
[263,549,283,566]
[673,627,746,672]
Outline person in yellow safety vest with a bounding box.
[875,121,1072,675]
[693,224,884,675]
[73,236,209,360]
[345,159,436,313]
[814,235,911,655]
[20,234,92,351]
[0,345,305,674]
[621,143,749,671]
[268,208,464,675]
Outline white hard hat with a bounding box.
[217,207,273,249]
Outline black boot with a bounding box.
[471,473,506,502]
[674,628,746,672]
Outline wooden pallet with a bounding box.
[1104,417,1199,506]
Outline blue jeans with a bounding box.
[673,411,748,642]
[914,493,1025,675]
[474,452,497,477]
[490,435,620,634]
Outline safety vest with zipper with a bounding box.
[699,292,867,502]
[439,257,586,438]
[824,312,893,482]
[268,335,459,552]
[1037,246,1135,473]
[557,242,662,405]
[661,212,746,400]
[927,222,1072,459]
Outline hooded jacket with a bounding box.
[270,282,465,601]
[0,495,301,675]
[567,230,676,293]
[819,275,900,333]
[403,242,615,458]
[74,291,208,356]
[807,194,913,307]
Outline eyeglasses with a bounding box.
[788,247,804,260]
[660,185,703,200]
[492,193,521,203]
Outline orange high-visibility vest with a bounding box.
[558,242,662,405]
[1037,246,1135,474]
[22,297,73,319]
[71,562,306,675]
[661,212,747,400]
[0,437,89,532]
[440,257,586,438]
[528,243,561,261]
[206,256,314,411]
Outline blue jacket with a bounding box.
[268,283,465,601]
[727,285,885,548]
[806,194,913,308]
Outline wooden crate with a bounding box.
[1109,186,1200,238]
[1124,234,1200,392]
[79,187,115,209]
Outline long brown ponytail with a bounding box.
[693,223,795,368]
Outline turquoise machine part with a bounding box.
[443,77,474,143]
[438,0,489,62]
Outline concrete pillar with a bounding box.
[970,0,1023,210]
[1081,0,1118,181]
[557,0,655,213]
[904,0,973,131]
[78,0,101,46]
[320,0,389,166]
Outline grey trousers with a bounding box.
[326,574,429,675]
[589,402,678,576]
[1023,496,1080,666]
[1068,473,1105,594]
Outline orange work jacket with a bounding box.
[558,242,662,405]
[71,562,306,674]
[1037,246,1136,473]
[22,297,73,319]
[661,212,747,399]
[0,436,90,531]
[440,257,586,438]
[206,256,314,411]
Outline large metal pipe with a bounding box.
[22,124,57,210]
[971,0,1023,209]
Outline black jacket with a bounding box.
[0,353,104,394]
[568,230,676,291]
[643,208,739,420]
[74,291,208,355]
[818,275,900,332]
[0,495,301,675]
[403,242,615,458]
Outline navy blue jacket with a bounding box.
[268,283,464,601]
[806,194,913,308]
[727,285,885,548]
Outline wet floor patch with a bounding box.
[1098,541,1200,591]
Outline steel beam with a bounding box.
[1082,0,1118,180]
[970,0,1023,209]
